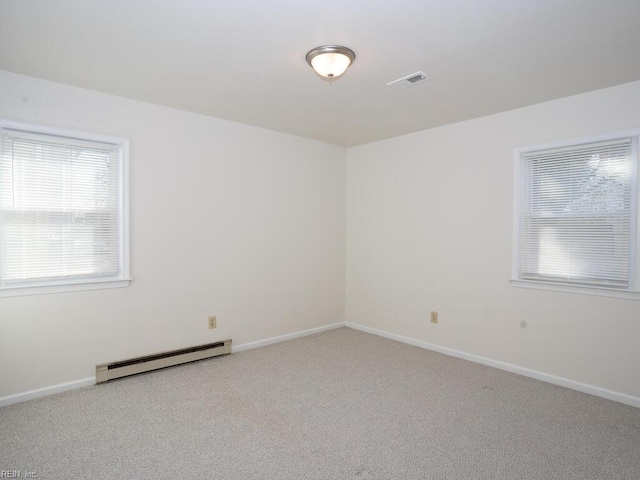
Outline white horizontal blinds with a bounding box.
[520,138,633,288]
[0,128,120,285]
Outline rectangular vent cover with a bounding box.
[387,71,432,90]
[96,339,232,383]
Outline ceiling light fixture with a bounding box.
[305,45,356,80]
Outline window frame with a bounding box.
[0,119,130,297]
[511,129,640,300]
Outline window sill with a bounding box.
[510,279,640,301]
[0,278,131,298]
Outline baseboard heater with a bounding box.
[96,339,232,384]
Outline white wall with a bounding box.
[347,81,640,399]
[0,70,347,398]
[3,69,639,404]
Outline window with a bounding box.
[0,120,129,297]
[512,131,640,299]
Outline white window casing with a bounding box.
[0,120,130,297]
[512,130,640,300]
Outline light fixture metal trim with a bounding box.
[305,45,356,79]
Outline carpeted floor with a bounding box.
[1,327,639,479]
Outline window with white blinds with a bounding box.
[0,121,129,297]
[513,132,639,298]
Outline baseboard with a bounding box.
[6,322,635,409]
[345,322,640,409]
[232,322,345,353]
[0,377,95,408]
[1,322,346,408]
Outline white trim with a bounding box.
[513,128,640,156]
[629,135,639,288]
[510,279,640,300]
[0,118,127,145]
[512,128,640,297]
[4,322,637,410]
[0,118,131,298]
[0,377,95,408]
[511,146,523,282]
[118,137,131,285]
[232,322,345,353]
[345,322,640,409]
[0,323,346,407]
[0,278,131,298]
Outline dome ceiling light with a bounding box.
[305,45,356,80]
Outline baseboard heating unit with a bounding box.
[96,339,232,384]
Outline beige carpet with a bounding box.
[1,327,639,479]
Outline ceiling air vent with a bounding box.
[387,71,432,90]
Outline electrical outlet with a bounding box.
[430,311,438,324]
[208,316,217,329]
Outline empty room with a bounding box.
[1,1,639,479]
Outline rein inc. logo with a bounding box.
[1,471,37,478]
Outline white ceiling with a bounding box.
[1,0,640,147]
